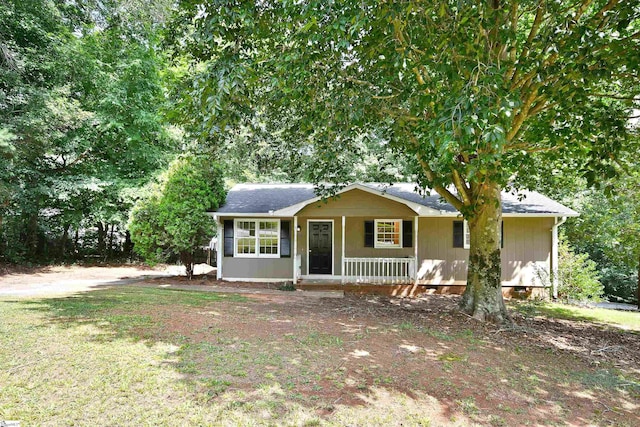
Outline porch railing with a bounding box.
[342,257,415,284]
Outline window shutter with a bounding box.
[453,221,464,248]
[402,220,413,248]
[501,221,504,249]
[364,221,374,247]
[280,220,291,258]
[224,220,234,257]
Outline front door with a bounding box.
[308,221,332,275]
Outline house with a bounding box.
[210,183,578,297]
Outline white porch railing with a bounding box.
[342,257,415,284]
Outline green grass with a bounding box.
[0,286,449,425]
[514,301,640,331]
[1,286,638,426]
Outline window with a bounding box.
[234,219,280,257]
[453,220,470,249]
[463,220,470,249]
[374,219,402,248]
[453,220,502,249]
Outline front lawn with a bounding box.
[1,286,638,426]
[513,301,640,331]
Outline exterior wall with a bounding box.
[296,189,416,218]
[501,217,553,287]
[417,217,469,284]
[223,257,293,280]
[219,216,293,280]
[417,216,553,287]
[296,189,416,276]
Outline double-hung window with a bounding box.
[234,219,280,257]
[374,219,402,248]
[463,220,470,249]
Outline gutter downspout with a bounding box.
[551,216,567,299]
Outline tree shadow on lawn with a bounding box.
[9,286,640,426]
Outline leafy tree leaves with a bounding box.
[129,155,226,278]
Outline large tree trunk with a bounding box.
[459,181,509,323]
[181,251,194,279]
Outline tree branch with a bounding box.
[409,136,464,211]
[452,169,472,205]
[506,84,540,142]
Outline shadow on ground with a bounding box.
[5,286,640,426]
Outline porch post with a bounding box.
[414,216,419,285]
[216,220,223,280]
[341,216,346,284]
[293,216,298,284]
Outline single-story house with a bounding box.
[210,183,578,297]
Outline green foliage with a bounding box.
[557,235,604,303]
[129,155,225,278]
[0,0,179,263]
[169,0,639,319]
[529,159,639,304]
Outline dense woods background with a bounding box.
[0,0,637,304]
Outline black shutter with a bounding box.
[364,220,374,247]
[402,220,413,248]
[280,220,291,258]
[453,221,464,248]
[501,221,504,249]
[224,220,234,257]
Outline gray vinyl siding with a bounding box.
[223,257,293,280]
[416,217,552,286]
[220,216,293,280]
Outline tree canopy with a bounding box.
[170,0,639,321]
[0,0,178,262]
[129,155,226,278]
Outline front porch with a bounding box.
[297,255,417,285]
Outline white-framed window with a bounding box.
[374,219,402,249]
[463,220,470,249]
[460,220,502,249]
[234,219,280,258]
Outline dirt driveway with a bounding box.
[0,264,214,298]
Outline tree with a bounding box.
[556,234,604,303]
[170,0,639,322]
[567,174,640,306]
[129,155,226,278]
[0,0,178,262]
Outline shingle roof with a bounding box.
[215,183,578,216]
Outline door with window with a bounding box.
[308,221,332,274]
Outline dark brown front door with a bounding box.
[309,222,332,275]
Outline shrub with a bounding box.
[129,155,225,278]
[557,235,604,303]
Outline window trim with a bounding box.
[374,219,403,249]
[234,218,281,258]
[463,220,470,249]
[461,220,503,249]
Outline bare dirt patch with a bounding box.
[130,275,640,426]
[2,266,638,425]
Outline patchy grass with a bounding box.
[0,285,639,426]
[514,301,640,331]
